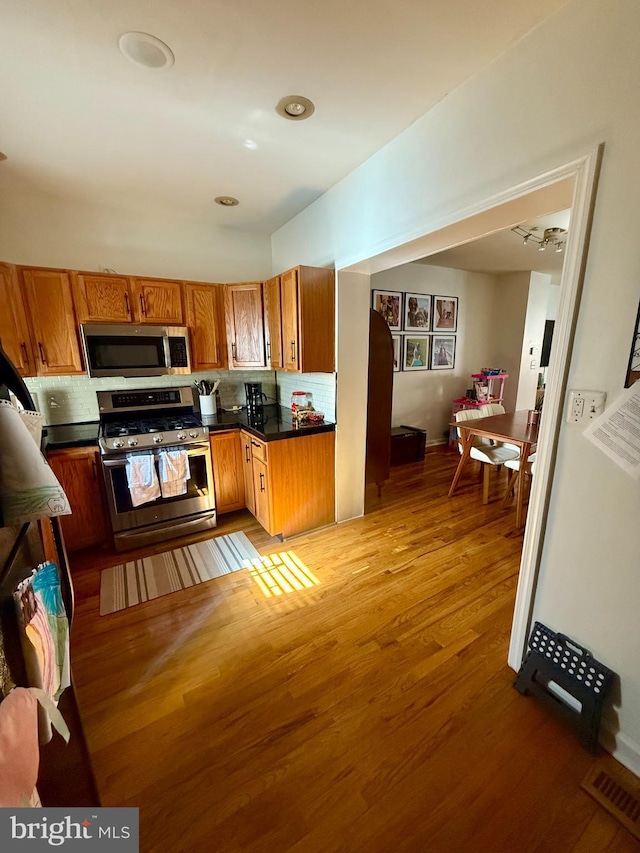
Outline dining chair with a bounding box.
[502,452,537,508]
[454,408,520,504]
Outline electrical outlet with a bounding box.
[566,389,606,423]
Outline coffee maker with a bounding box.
[245,382,267,425]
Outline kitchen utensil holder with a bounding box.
[514,621,614,752]
[199,395,216,416]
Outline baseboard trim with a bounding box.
[600,726,640,777]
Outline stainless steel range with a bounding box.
[98,386,216,551]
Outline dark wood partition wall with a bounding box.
[365,309,394,494]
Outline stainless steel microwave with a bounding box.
[80,324,191,378]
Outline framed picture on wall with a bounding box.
[430,335,456,370]
[372,290,402,331]
[403,292,431,331]
[402,335,430,371]
[625,300,640,387]
[391,334,402,372]
[432,296,458,332]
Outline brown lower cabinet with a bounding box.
[209,430,245,513]
[241,430,335,538]
[47,447,108,551]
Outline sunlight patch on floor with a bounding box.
[247,551,321,597]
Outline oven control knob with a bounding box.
[113,440,125,448]
[127,438,138,447]
[188,430,199,438]
[153,435,164,443]
[176,432,186,440]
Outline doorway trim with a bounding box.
[337,144,603,670]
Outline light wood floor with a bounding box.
[70,447,640,852]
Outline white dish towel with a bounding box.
[158,449,191,498]
[126,454,161,507]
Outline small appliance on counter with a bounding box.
[245,382,267,424]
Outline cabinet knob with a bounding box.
[139,294,147,317]
[124,291,131,315]
[259,472,265,492]
[38,342,47,365]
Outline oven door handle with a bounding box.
[102,444,210,468]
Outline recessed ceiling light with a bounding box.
[119,32,175,69]
[214,196,239,207]
[276,95,315,121]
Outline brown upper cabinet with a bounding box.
[129,278,184,324]
[264,275,283,370]
[72,272,133,324]
[281,266,334,373]
[0,262,35,375]
[20,268,84,376]
[224,282,267,369]
[184,282,227,370]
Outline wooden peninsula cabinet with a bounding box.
[241,430,335,538]
[47,447,108,551]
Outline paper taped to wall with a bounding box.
[583,381,640,478]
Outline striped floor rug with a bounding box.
[99,531,261,615]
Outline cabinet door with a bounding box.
[47,448,108,551]
[281,268,300,371]
[241,432,256,516]
[21,269,84,375]
[130,278,184,324]
[72,273,133,323]
[210,430,245,513]
[264,275,283,369]
[185,282,227,370]
[0,262,35,375]
[224,283,266,368]
[252,456,270,532]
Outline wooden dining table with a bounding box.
[448,410,539,529]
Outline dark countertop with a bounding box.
[203,404,335,442]
[43,407,334,450]
[44,421,100,449]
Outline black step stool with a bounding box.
[514,622,614,752]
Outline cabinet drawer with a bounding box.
[249,436,267,463]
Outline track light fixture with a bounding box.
[511,225,567,254]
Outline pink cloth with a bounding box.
[0,688,39,807]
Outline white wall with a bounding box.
[335,271,370,522]
[489,272,530,412]
[371,264,496,442]
[515,272,551,410]
[271,0,640,771]
[0,187,272,282]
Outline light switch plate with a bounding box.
[566,389,606,423]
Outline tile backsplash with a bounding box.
[26,370,336,425]
[275,372,336,421]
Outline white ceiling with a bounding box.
[0,0,570,234]
[416,210,572,275]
